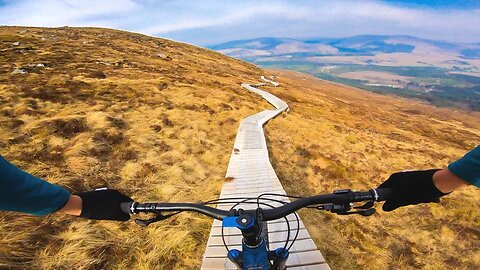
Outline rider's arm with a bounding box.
[379,145,479,211]
[0,155,132,220]
[446,145,480,189]
[432,169,470,193]
[59,194,83,216]
[0,155,71,216]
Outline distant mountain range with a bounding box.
[209,35,480,61]
[209,35,480,111]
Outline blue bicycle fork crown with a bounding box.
[223,215,289,269]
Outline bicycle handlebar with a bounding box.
[121,202,229,220]
[121,188,391,221]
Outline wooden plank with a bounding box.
[210,219,305,236]
[221,181,282,188]
[203,239,319,258]
[209,225,307,239]
[220,187,286,194]
[219,189,286,196]
[201,258,236,270]
[286,250,326,266]
[220,185,285,193]
[207,229,312,246]
[270,239,318,252]
[222,183,283,190]
[216,189,288,198]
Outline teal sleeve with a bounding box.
[0,156,70,216]
[448,145,480,188]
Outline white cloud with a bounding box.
[137,2,310,35]
[0,0,139,27]
[319,0,480,30]
[0,0,479,44]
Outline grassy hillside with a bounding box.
[263,70,480,269]
[0,26,267,269]
[0,27,479,270]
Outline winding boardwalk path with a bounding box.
[201,78,330,269]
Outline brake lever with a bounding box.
[317,203,351,213]
[337,208,376,216]
[355,201,374,209]
[134,211,176,227]
[318,203,376,216]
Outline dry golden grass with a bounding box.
[0,26,268,269]
[0,26,478,270]
[263,69,480,270]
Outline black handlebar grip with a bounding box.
[121,202,133,214]
[374,188,392,201]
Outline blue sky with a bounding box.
[0,0,479,45]
[385,0,479,9]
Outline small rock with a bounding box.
[11,68,27,74]
[18,30,28,34]
[82,41,88,45]
[151,124,162,132]
[157,53,172,60]
[27,63,44,67]
[96,61,111,66]
[12,41,20,46]
[158,82,168,90]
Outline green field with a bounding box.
[258,61,480,111]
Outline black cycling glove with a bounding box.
[77,188,133,221]
[378,169,449,212]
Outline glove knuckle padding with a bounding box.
[78,189,133,221]
[379,169,447,212]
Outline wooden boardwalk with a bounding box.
[260,75,280,87]
[201,78,329,269]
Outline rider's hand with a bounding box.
[77,188,133,221]
[378,169,449,212]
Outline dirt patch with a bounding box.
[49,118,88,138]
[87,70,106,79]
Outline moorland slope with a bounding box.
[263,69,480,269]
[0,26,267,269]
[0,27,479,269]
